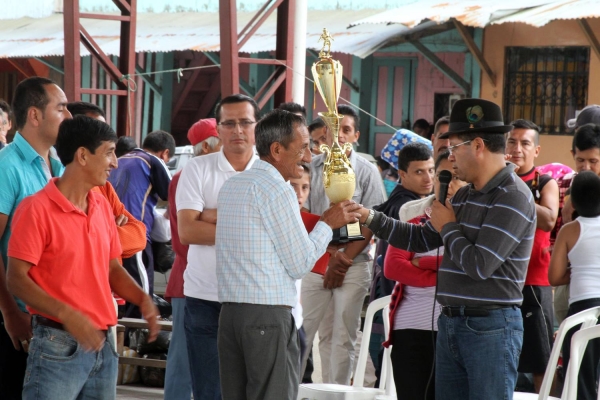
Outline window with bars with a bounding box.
[503,47,589,134]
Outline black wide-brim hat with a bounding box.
[439,98,513,138]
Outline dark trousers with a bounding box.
[562,298,600,400]
[122,241,154,319]
[518,285,553,373]
[0,313,28,399]
[391,329,436,400]
[185,297,222,400]
[218,303,299,400]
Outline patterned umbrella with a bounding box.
[380,128,432,170]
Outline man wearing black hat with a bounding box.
[358,99,536,400]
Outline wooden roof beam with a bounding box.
[172,55,210,117]
[409,40,471,96]
[579,19,600,61]
[453,19,495,87]
[383,20,456,47]
[194,73,222,122]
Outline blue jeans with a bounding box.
[435,307,523,400]
[185,297,222,400]
[165,298,193,399]
[23,317,118,400]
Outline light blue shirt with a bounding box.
[216,159,332,307]
[0,133,64,311]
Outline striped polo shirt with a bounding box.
[370,164,536,307]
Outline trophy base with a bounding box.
[331,222,364,244]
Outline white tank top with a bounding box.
[568,216,600,304]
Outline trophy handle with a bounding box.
[321,145,332,187]
[341,143,354,168]
[341,143,353,155]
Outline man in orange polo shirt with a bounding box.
[67,101,147,261]
[6,115,159,399]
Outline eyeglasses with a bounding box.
[218,120,256,130]
[447,140,472,155]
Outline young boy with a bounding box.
[291,164,311,211]
[290,165,330,384]
[549,170,600,400]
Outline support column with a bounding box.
[117,0,137,140]
[291,0,306,104]
[63,0,81,101]
[219,0,295,106]
[219,0,240,97]
[274,0,295,106]
[63,0,137,137]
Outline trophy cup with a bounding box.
[311,28,364,243]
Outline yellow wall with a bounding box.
[538,135,575,169]
[480,19,600,167]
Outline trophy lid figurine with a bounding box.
[311,28,364,243]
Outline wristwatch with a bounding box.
[363,209,375,227]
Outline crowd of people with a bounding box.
[0,75,600,400]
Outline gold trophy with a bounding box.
[311,28,364,243]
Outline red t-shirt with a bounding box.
[519,168,552,286]
[8,178,122,329]
[301,212,330,275]
[165,171,188,301]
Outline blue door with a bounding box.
[368,57,417,156]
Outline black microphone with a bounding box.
[437,170,453,204]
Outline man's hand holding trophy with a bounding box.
[312,28,364,243]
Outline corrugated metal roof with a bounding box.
[0,9,414,59]
[491,0,600,26]
[348,0,600,29]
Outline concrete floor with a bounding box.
[116,331,377,399]
[119,270,377,398]
[117,385,163,399]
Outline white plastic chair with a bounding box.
[374,304,397,400]
[564,323,600,400]
[297,295,391,400]
[513,306,600,400]
[110,297,119,354]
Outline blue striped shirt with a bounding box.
[216,159,332,307]
[369,164,536,307]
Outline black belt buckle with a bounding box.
[441,306,490,317]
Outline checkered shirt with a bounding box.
[216,159,332,306]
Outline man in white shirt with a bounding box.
[176,94,259,400]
